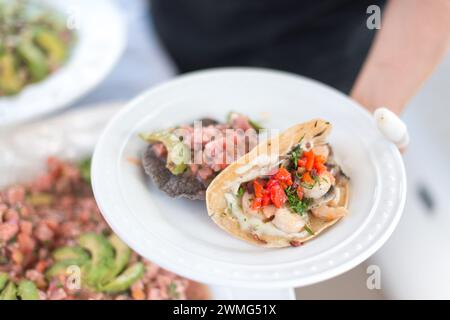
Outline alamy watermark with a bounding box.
[66,6,81,30]
[65,265,82,290]
[162,120,281,167]
[367,5,382,30]
[366,264,381,290]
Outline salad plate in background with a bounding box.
[92,68,407,289]
[0,0,126,126]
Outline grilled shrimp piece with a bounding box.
[272,207,305,233]
[303,171,335,199]
[262,205,276,219]
[312,144,330,160]
[242,192,276,219]
[311,205,347,221]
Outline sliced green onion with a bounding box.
[304,225,314,235]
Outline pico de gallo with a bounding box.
[236,141,348,237]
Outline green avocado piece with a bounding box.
[101,263,145,293]
[35,29,67,66]
[17,40,49,82]
[45,259,83,280]
[77,158,92,184]
[139,130,190,175]
[0,273,9,291]
[52,246,89,264]
[77,233,114,288]
[17,280,39,300]
[0,281,17,300]
[103,234,131,282]
[0,53,24,95]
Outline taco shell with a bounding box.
[206,119,349,248]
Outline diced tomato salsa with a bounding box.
[244,146,329,211]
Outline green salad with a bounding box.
[0,0,75,96]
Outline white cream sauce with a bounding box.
[224,193,310,238]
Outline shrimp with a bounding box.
[272,207,305,233]
[311,205,347,221]
[312,144,330,160]
[262,205,276,219]
[303,171,335,199]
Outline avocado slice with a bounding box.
[77,233,114,288]
[0,53,24,95]
[0,281,17,300]
[0,272,9,291]
[103,234,131,282]
[35,28,67,66]
[139,130,190,175]
[45,259,83,280]
[17,40,49,82]
[17,280,39,300]
[101,263,145,293]
[77,158,92,184]
[52,246,89,264]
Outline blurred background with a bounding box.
[1,0,449,299]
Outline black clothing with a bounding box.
[151,0,385,93]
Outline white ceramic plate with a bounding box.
[92,68,407,288]
[0,0,126,127]
[0,102,279,300]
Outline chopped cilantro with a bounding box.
[285,187,312,216]
[300,182,314,190]
[290,145,303,169]
[237,186,245,197]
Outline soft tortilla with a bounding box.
[206,119,349,248]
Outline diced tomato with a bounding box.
[274,167,293,186]
[297,158,307,168]
[253,180,265,198]
[302,172,314,185]
[251,197,263,210]
[296,186,304,200]
[262,192,271,206]
[270,183,287,208]
[265,178,278,190]
[314,161,327,175]
[314,155,326,164]
[312,154,327,174]
[303,150,315,171]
